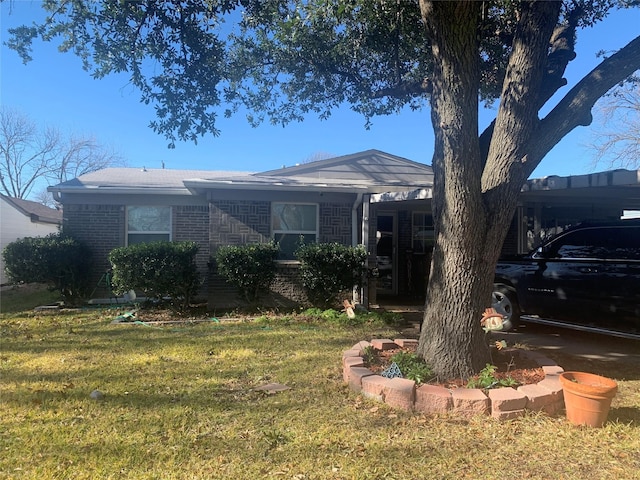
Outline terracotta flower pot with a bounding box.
[559,371,618,427]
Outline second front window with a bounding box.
[272,203,318,260]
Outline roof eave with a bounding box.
[30,213,62,225]
[48,186,194,196]
[183,179,427,194]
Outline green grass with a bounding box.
[1,308,639,479]
[0,284,60,314]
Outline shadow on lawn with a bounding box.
[609,406,640,426]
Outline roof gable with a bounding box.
[258,149,433,185]
[0,194,62,224]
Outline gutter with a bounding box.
[47,186,194,196]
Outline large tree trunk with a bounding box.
[417,1,561,380]
[416,1,489,379]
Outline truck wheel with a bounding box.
[491,286,520,331]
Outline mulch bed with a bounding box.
[366,344,545,389]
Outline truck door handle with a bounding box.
[579,267,597,273]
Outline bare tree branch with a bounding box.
[587,82,640,169]
[0,107,125,201]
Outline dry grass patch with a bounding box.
[1,309,639,479]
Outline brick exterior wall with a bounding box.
[208,200,271,308]
[64,203,211,300]
[173,205,210,300]
[207,199,354,309]
[64,196,357,308]
[272,263,308,304]
[209,200,271,246]
[319,202,352,244]
[63,204,124,296]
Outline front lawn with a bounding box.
[1,308,639,479]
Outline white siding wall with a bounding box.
[0,198,60,285]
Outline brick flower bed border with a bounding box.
[343,338,565,420]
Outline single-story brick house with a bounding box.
[48,149,640,307]
[48,150,433,307]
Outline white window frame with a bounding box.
[271,202,319,261]
[126,205,172,246]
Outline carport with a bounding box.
[369,167,640,298]
[513,168,640,253]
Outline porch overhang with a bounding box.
[183,177,428,195]
[520,169,640,209]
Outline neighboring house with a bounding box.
[0,194,63,285]
[48,149,640,307]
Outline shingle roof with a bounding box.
[1,194,63,224]
[49,150,434,195]
[52,167,253,189]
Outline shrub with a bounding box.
[295,243,367,308]
[108,241,200,310]
[2,233,91,305]
[214,242,279,303]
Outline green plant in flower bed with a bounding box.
[391,351,435,384]
[466,363,519,389]
[361,345,379,366]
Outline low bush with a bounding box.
[108,241,200,310]
[1,233,91,305]
[214,242,279,302]
[295,243,367,308]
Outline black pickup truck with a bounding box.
[492,219,640,338]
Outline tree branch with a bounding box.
[526,34,640,176]
[479,4,580,165]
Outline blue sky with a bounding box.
[2,1,639,190]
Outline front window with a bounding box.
[271,203,318,260]
[126,206,171,245]
[412,212,434,253]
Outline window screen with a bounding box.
[126,206,171,245]
[271,203,318,260]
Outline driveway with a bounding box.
[493,322,640,367]
[385,302,640,371]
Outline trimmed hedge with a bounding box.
[108,241,200,309]
[2,233,91,305]
[295,243,367,308]
[214,242,279,302]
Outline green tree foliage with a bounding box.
[108,241,200,310]
[8,1,640,378]
[296,243,367,308]
[214,241,279,302]
[2,233,91,304]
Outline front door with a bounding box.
[376,213,397,295]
